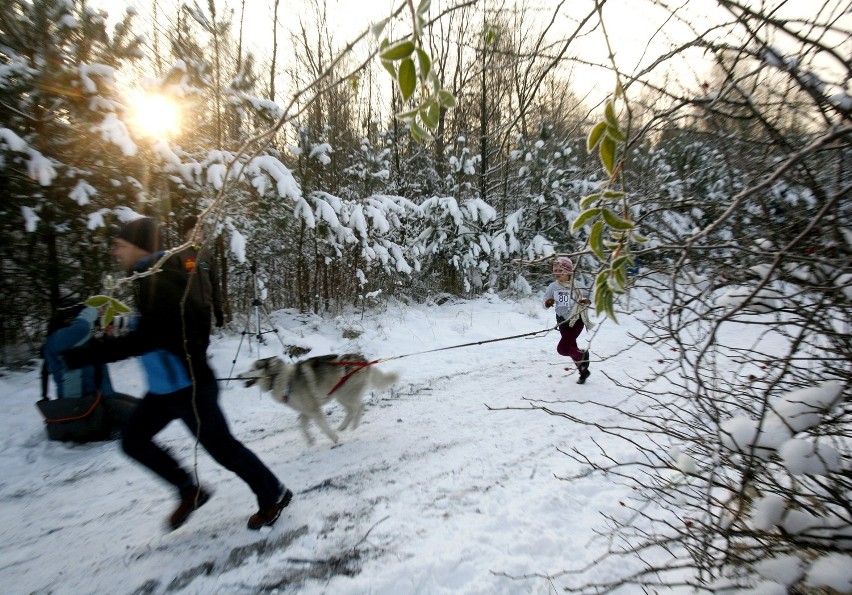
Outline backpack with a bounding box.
[36,393,109,442]
[36,301,110,443]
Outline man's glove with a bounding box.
[544,298,554,308]
[214,308,224,328]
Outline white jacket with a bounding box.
[543,281,595,330]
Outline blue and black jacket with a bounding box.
[44,307,116,398]
[64,252,214,394]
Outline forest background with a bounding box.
[1,0,846,354]
[0,0,850,592]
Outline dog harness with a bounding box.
[326,360,377,396]
[275,359,376,403]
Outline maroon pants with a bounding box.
[556,315,585,363]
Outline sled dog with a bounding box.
[240,354,399,445]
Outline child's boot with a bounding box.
[577,360,591,384]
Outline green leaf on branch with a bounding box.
[594,271,620,321]
[593,278,618,321]
[420,98,439,129]
[571,207,600,232]
[85,295,131,327]
[606,124,625,142]
[380,40,415,61]
[603,291,617,321]
[375,23,456,144]
[437,89,457,108]
[600,136,616,175]
[380,59,396,78]
[587,121,607,152]
[428,100,441,129]
[595,269,609,290]
[482,23,500,45]
[615,264,628,289]
[589,220,605,260]
[428,72,441,94]
[593,286,606,310]
[371,18,389,39]
[602,208,634,230]
[612,254,631,270]
[607,270,626,294]
[85,295,130,313]
[394,107,419,123]
[416,48,431,81]
[85,295,110,308]
[579,193,602,210]
[604,100,618,127]
[410,121,433,143]
[398,58,416,101]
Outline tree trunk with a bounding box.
[270,0,280,100]
[216,234,230,322]
[435,106,446,186]
[297,219,307,312]
[478,39,488,204]
[45,227,60,311]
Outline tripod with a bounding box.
[228,262,286,382]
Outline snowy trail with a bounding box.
[0,296,657,594]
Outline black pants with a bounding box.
[102,393,141,437]
[122,382,282,509]
[199,305,212,350]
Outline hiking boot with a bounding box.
[168,486,211,531]
[577,368,591,384]
[247,487,293,530]
[580,350,590,371]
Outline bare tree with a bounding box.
[498,0,851,591]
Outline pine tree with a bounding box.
[0,0,144,355]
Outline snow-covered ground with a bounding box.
[2,292,678,593]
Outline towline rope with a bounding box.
[217,323,560,382]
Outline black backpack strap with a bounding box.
[94,354,103,393]
[40,353,50,401]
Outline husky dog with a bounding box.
[240,354,399,445]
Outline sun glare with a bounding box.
[130,93,180,139]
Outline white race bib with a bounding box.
[554,289,573,306]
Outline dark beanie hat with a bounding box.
[116,217,161,252]
[180,215,198,236]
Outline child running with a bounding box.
[543,257,594,384]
